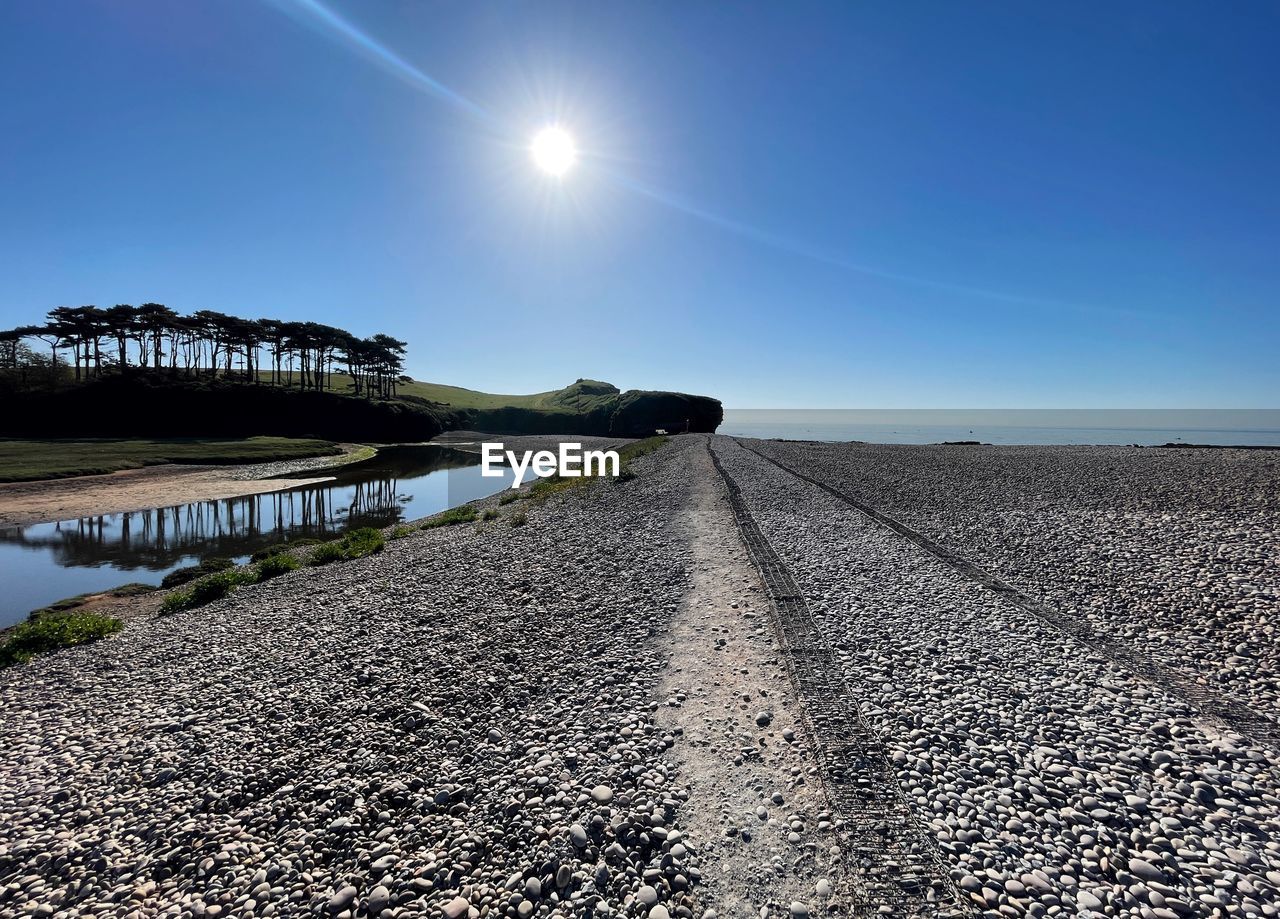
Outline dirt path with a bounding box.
[0,444,369,527]
[658,439,842,917]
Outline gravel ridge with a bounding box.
[746,439,1280,717]
[713,435,1280,919]
[5,433,1279,919]
[0,438,705,919]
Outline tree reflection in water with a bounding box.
[0,445,481,572]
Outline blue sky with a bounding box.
[1,1,1276,407]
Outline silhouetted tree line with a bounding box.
[1,304,407,398]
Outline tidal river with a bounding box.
[0,445,532,627]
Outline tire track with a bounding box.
[736,437,1280,749]
[707,439,969,919]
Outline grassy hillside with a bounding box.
[398,378,622,413]
[393,377,722,437]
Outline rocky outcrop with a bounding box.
[463,382,722,438]
[608,390,724,437]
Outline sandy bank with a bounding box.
[0,444,371,527]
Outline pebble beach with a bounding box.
[1,435,1277,919]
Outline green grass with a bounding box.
[395,377,621,412]
[254,553,300,580]
[161,556,235,589]
[420,505,478,529]
[0,436,343,483]
[254,371,621,413]
[481,508,499,521]
[618,435,669,466]
[498,491,520,505]
[190,570,255,603]
[160,568,258,614]
[1,612,123,667]
[306,527,385,566]
[522,436,670,503]
[389,525,415,539]
[509,510,528,527]
[250,538,321,562]
[161,528,385,615]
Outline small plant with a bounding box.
[498,491,520,505]
[420,505,478,529]
[188,570,255,605]
[526,474,565,502]
[342,527,385,558]
[161,569,258,614]
[306,527,386,566]
[0,612,123,667]
[254,553,301,580]
[307,541,348,566]
[161,556,235,588]
[509,511,528,527]
[160,590,195,615]
[250,538,320,562]
[389,525,414,540]
[481,508,499,521]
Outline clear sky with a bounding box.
[1,1,1277,408]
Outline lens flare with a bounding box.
[530,127,577,177]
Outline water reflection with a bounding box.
[0,445,522,625]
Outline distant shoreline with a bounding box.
[719,408,1280,447]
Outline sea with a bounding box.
[718,409,1280,446]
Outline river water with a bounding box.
[0,445,531,627]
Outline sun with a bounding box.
[530,126,577,177]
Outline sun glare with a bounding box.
[530,126,577,177]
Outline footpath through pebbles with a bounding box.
[713,436,1280,919]
[657,444,841,918]
[0,439,704,919]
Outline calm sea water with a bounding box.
[719,409,1280,446]
[0,445,534,627]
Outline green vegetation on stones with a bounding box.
[160,590,196,615]
[525,435,669,503]
[161,556,235,589]
[160,569,257,614]
[306,527,385,566]
[498,491,520,505]
[420,505,478,529]
[0,612,123,667]
[509,511,528,527]
[254,553,300,580]
[160,528,386,614]
[389,525,414,540]
[481,508,499,521]
[250,538,321,562]
[618,435,668,465]
[189,570,256,605]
